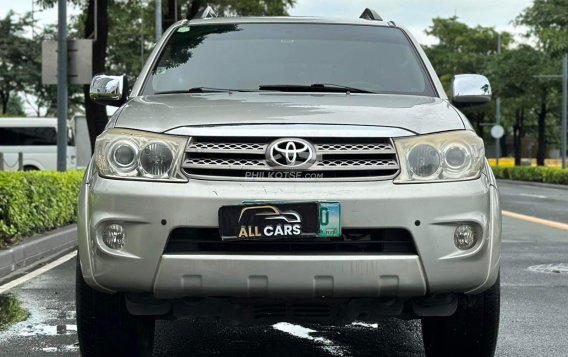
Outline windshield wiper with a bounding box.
[258,83,375,94]
[154,87,252,95]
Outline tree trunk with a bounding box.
[186,0,203,19]
[0,92,8,114]
[83,0,110,152]
[474,112,485,138]
[513,108,524,166]
[536,93,547,166]
[163,0,182,29]
[500,133,507,157]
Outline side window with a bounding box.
[0,127,57,146]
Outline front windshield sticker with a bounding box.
[155,67,167,75]
[177,26,190,33]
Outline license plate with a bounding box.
[218,202,341,240]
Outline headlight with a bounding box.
[394,131,484,183]
[95,128,188,181]
[139,142,175,177]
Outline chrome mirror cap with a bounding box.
[89,74,128,107]
[451,74,492,108]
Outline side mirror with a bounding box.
[451,74,492,108]
[89,74,129,107]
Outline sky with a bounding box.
[0,0,534,45]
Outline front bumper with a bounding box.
[154,255,426,298]
[78,171,501,299]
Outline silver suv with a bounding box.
[77,9,501,357]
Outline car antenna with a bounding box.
[359,8,383,21]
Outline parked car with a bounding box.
[77,9,501,357]
[0,117,77,171]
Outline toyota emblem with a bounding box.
[266,138,317,169]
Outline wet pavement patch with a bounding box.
[528,263,568,274]
[41,343,79,353]
[273,322,349,356]
[0,294,30,331]
[17,323,77,336]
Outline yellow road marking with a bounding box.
[502,211,568,231]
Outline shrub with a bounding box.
[492,166,568,185]
[0,170,84,248]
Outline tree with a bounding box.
[0,12,36,115]
[106,0,156,78]
[424,17,512,91]
[5,95,26,116]
[484,45,557,165]
[517,0,568,56]
[517,0,568,165]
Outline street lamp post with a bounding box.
[562,54,567,169]
[496,33,502,166]
[155,0,162,42]
[56,0,67,172]
[141,2,144,68]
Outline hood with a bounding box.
[113,92,465,135]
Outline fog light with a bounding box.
[454,224,476,250]
[102,224,126,249]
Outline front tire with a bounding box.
[421,276,500,357]
[76,260,155,356]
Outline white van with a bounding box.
[0,117,77,171]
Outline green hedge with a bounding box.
[0,170,84,248]
[492,166,568,185]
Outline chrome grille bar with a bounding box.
[187,142,267,155]
[182,158,399,172]
[182,158,269,171]
[182,136,400,181]
[315,143,395,155]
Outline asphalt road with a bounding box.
[498,180,568,223]
[0,181,567,356]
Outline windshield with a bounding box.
[142,23,436,96]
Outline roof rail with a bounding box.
[193,6,217,20]
[360,8,383,21]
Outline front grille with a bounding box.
[164,228,416,255]
[181,136,399,181]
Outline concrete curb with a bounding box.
[497,179,568,190]
[0,225,77,281]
